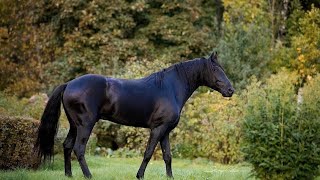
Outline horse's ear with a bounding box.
[209,51,218,61]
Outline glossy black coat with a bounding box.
[35,52,234,179]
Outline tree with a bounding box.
[0,0,55,97]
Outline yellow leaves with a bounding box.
[290,6,320,78]
[297,54,305,63]
[222,0,267,25]
[296,47,302,53]
[0,27,8,40]
[130,0,147,12]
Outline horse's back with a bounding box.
[63,74,108,111]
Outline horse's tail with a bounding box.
[34,83,67,163]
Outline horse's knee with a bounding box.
[74,151,85,161]
[142,150,154,163]
[74,144,85,156]
[63,140,73,149]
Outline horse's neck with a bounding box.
[174,60,203,106]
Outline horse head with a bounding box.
[204,52,234,97]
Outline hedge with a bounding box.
[0,116,40,169]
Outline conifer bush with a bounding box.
[242,71,320,179]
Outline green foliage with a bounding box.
[290,6,320,79]
[94,121,125,150]
[1,0,318,96]
[0,92,26,117]
[242,71,320,179]
[0,116,40,169]
[300,74,320,120]
[223,0,268,25]
[215,0,273,90]
[215,24,273,90]
[0,0,219,95]
[118,59,169,79]
[0,92,70,127]
[272,6,320,83]
[41,0,217,88]
[172,91,243,164]
[0,92,46,119]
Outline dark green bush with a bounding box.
[0,116,40,169]
[242,71,320,179]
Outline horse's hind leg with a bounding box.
[63,112,77,177]
[73,113,97,179]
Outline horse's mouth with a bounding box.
[222,91,233,97]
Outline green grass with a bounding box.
[0,156,253,180]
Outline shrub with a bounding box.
[300,74,320,121]
[172,91,243,163]
[242,71,320,179]
[0,116,40,169]
[214,22,273,90]
[94,121,126,150]
[0,92,69,126]
[0,92,25,116]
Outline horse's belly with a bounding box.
[100,114,150,128]
[100,102,153,128]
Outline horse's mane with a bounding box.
[155,69,165,88]
[153,57,207,88]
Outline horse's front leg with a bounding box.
[136,125,168,179]
[160,133,173,178]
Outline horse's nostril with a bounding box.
[228,88,234,94]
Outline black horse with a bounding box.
[35,52,234,179]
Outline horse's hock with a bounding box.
[0,116,41,169]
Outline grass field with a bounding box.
[0,155,253,180]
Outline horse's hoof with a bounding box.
[136,174,144,179]
[84,174,92,179]
[65,172,73,177]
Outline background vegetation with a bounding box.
[0,0,319,179]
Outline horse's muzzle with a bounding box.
[222,87,234,97]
